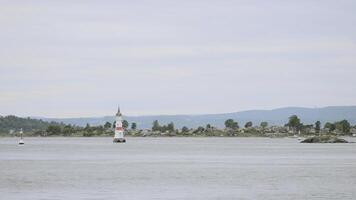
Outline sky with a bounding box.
[1,0,356,117]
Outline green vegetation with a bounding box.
[1,114,355,137]
[0,115,115,137]
[287,115,301,132]
[151,120,175,132]
[334,120,351,133]
[181,126,189,133]
[324,120,351,134]
[244,121,253,128]
[131,122,137,130]
[152,120,160,131]
[104,122,112,129]
[134,116,354,137]
[46,125,61,136]
[260,122,268,129]
[122,120,129,129]
[315,121,321,134]
[0,115,65,136]
[224,119,239,130]
[324,122,336,131]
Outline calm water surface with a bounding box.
[0,137,355,200]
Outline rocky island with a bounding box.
[301,135,349,143]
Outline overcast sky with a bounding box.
[1,0,356,117]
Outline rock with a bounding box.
[301,135,348,143]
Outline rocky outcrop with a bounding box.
[301,135,348,143]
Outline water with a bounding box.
[0,137,355,200]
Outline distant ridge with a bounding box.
[37,106,356,129]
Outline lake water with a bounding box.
[0,137,355,200]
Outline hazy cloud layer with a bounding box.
[1,0,356,117]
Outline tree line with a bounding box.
[0,114,354,137]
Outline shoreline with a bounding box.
[1,135,355,139]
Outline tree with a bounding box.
[315,121,321,134]
[152,120,160,131]
[161,125,167,132]
[335,120,351,133]
[287,115,301,132]
[62,125,73,136]
[104,121,112,129]
[0,115,64,134]
[206,124,211,130]
[193,126,205,134]
[122,120,129,129]
[182,126,189,132]
[131,122,137,130]
[245,121,253,128]
[225,119,239,130]
[167,122,174,132]
[85,123,90,131]
[83,131,95,137]
[324,122,336,131]
[46,125,61,136]
[260,122,268,129]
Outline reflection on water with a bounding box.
[0,137,355,200]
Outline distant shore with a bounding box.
[1,115,355,138]
[1,134,355,139]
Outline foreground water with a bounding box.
[0,137,355,200]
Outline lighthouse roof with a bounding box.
[116,105,122,116]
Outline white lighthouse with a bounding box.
[113,106,126,143]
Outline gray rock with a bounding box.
[301,135,348,143]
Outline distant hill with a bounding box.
[37,106,356,129]
[0,115,64,134]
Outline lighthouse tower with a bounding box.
[113,106,126,143]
